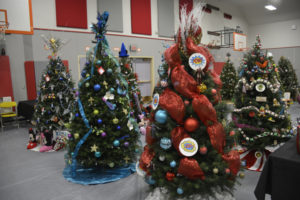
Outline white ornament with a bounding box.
[188,53,207,71]
[179,138,198,157]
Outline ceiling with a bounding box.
[223,0,300,25]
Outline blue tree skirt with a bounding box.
[63,163,136,185]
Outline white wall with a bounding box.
[249,18,300,48]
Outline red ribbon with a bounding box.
[171,65,199,99]
[222,150,241,176]
[192,95,217,126]
[178,158,205,180]
[164,43,181,69]
[159,88,185,124]
[139,145,155,172]
[207,122,226,154]
[146,126,156,145]
[171,127,190,154]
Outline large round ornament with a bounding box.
[179,138,198,157]
[160,137,172,150]
[177,188,184,195]
[184,117,199,132]
[94,84,101,91]
[152,93,159,110]
[113,140,120,147]
[188,53,207,71]
[255,83,266,92]
[155,110,167,124]
[106,68,113,75]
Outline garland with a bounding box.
[233,105,286,119]
[236,77,280,93]
[238,128,293,142]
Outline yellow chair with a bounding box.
[0,101,19,132]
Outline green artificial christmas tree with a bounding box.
[32,36,75,152]
[64,12,139,183]
[220,53,237,101]
[278,56,298,100]
[233,35,293,171]
[119,43,143,123]
[138,6,241,199]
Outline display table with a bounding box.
[17,100,36,120]
[254,136,300,200]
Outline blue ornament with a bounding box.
[290,129,294,134]
[251,69,255,72]
[155,110,167,124]
[59,77,63,81]
[113,140,120,147]
[75,113,79,117]
[177,188,183,195]
[81,70,87,77]
[48,111,51,114]
[241,160,246,167]
[97,119,102,124]
[158,65,165,77]
[107,68,113,75]
[170,160,176,168]
[96,60,101,66]
[85,61,90,65]
[146,176,156,185]
[95,151,101,158]
[117,86,127,96]
[94,84,101,91]
[117,125,121,130]
[160,137,171,150]
[119,43,129,57]
[110,88,115,93]
[46,120,48,124]
[71,152,74,156]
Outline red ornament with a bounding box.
[125,63,130,69]
[184,117,199,132]
[211,89,217,95]
[225,168,230,174]
[184,100,190,105]
[199,146,207,155]
[249,111,255,118]
[165,172,175,181]
[229,131,235,136]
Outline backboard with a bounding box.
[233,32,247,51]
[1,0,33,34]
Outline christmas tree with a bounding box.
[220,53,237,101]
[119,43,143,123]
[64,12,139,183]
[278,56,298,100]
[32,36,75,152]
[138,6,241,199]
[233,35,293,171]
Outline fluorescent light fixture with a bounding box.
[265,5,277,11]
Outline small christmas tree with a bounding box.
[32,36,75,152]
[278,56,298,100]
[220,53,237,101]
[138,6,241,199]
[64,12,139,183]
[232,35,293,171]
[119,43,143,123]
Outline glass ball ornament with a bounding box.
[160,137,171,150]
[155,110,167,124]
[146,176,156,185]
[177,188,183,195]
[97,119,102,124]
[213,168,219,174]
[94,84,101,91]
[184,117,199,132]
[106,68,113,75]
[140,126,146,135]
[117,125,121,130]
[124,142,129,147]
[159,155,165,161]
[68,133,72,138]
[110,88,115,93]
[96,60,101,66]
[113,140,120,147]
[74,133,79,139]
[85,82,90,87]
[241,160,246,167]
[95,151,101,158]
[112,118,119,124]
[225,168,230,174]
[108,162,115,168]
[101,132,106,137]
[93,109,99,115]
[199,146,207,155]
[75,91,79,96]
[59,77,63,81]
[170,160,176,168]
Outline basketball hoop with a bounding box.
[0,21,9,40]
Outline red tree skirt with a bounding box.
[239,149,271,172]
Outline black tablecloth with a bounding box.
[17,100,36,120]
[254,136,300,200]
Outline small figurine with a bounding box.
[258,106,265,117]
[27,128,38,149]
[273,98,280,107]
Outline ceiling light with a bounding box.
[265,5,277,11]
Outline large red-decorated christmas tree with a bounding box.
[138,6,241,199]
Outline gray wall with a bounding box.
[4,30,173,102]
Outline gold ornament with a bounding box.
[273,98,280,107]
[113,118,119,124]
[213,168,219,174]
[197,83,207,93]
[74,133,79,139]
[90,144,98,152]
